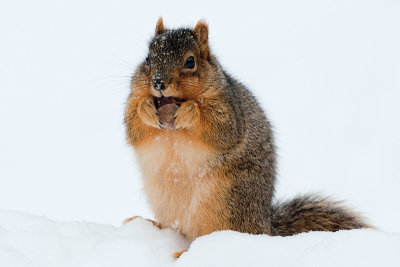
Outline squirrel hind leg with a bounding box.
[270,194,372,236]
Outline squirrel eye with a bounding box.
[184,56,195,69]
[145,56,150,66]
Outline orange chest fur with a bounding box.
[134,131,225,240]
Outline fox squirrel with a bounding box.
[125,18,369,243]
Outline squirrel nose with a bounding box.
[154,79,165,91]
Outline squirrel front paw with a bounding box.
[138,98,163,129]
[174,100,200,130]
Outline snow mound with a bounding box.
[0,210,399,267]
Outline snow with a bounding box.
[179,230,400,267]
[0,210,188,267]
[1,210,399,267]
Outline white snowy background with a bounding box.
[1,0,400,266]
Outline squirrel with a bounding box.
[125,18,369,245]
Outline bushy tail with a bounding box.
[270,194,371,236]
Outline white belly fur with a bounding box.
[135,130,215,239]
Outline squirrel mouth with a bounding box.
[154,96,184,110]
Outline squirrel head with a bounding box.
[132,18,219,102]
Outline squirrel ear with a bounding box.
[155,17,166,35]
[193,20,210,59]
